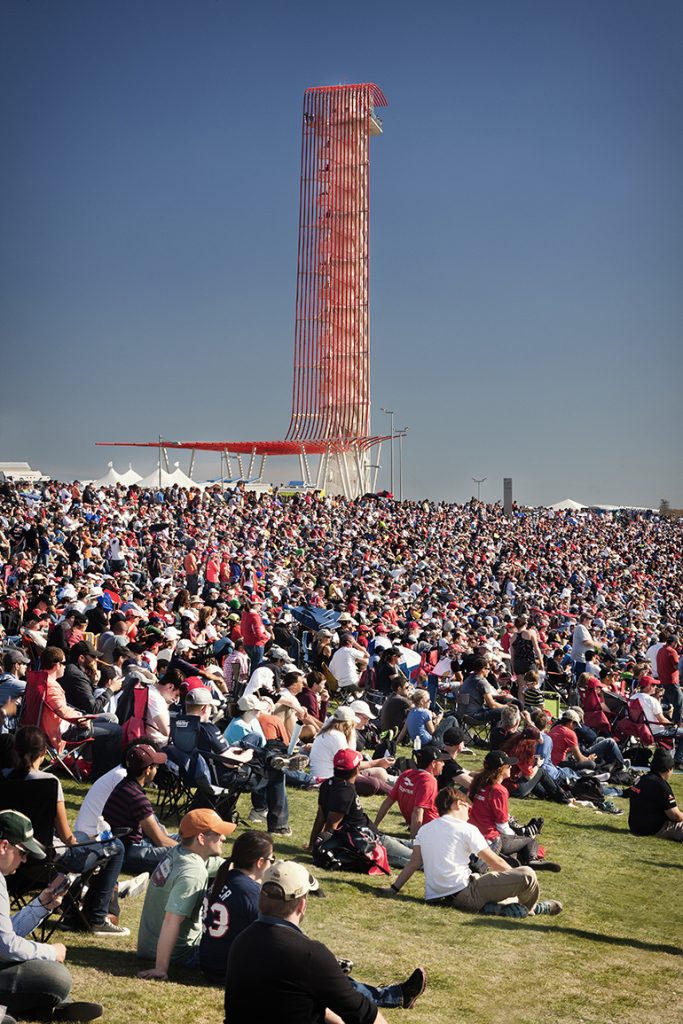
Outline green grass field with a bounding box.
[54,763,683,1024]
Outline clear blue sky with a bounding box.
[2,0,682,506]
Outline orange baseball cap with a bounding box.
[178,808,237,839]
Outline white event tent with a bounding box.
[92,463,123,488]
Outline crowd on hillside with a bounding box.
[0,477,682,1024]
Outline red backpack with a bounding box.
[121,685,150,747]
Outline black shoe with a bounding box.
[400,967,427,1009]
[528,859,562,873]
[52,1002,103,1022]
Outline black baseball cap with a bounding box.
[415,745,449,769]
[650,749,675,773]
[484,750,518,770]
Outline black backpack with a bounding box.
[570,775,605,805]
[312,824,391,875]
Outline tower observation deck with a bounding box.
[98,83,398,497]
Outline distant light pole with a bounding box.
[381,407,395,495]
[472,476,487,501]
[398,427,408,501]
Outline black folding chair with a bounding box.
[0,778,120,938]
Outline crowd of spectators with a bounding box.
[0,476,682,1023]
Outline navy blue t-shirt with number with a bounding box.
[199,869,260,981]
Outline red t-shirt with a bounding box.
[656,645,679,687]
[468,782,509,842]
[389,769,438,827]
[549,724,577,765]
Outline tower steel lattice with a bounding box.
[98,83,395,497]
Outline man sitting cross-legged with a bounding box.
[381,785,563,919]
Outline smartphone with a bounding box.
[52,872,79,895]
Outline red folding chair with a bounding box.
[19,670,94,781]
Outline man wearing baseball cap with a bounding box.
[225,859,426,1022]
[101,743,177,876]
[0,810,103,1021]
[0,649,30,732]
[373,745,448,839]
[137,808,236,980]
[308,748,412,868]
[627,749,683,841]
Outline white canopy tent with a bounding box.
[118,464,142,486]
[168,462,197,488]
[92,462,124,488]
[136,464,178,489]
[548,499,587,510]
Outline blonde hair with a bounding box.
[412,689,430,707]
[318,718,355,742]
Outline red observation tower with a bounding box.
[98,83,395,497]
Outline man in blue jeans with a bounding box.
[101,744,177,875]
[224,860,426,1022]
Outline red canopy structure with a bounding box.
[99,83,399,496]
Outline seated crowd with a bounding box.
[0,478,682,1022]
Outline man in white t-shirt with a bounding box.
[571,614,597,677]
[380,785,562,918]
[328,633,368,690]
[631,678,683,765]
[644,636,665,678]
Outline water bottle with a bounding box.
[96,816,113,841]
[413,735,422,752]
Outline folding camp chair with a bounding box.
[19,670,93,781]
[0,778,118,938]
[454,693,492,749]
[165,716,253,825]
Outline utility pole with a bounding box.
[472,476,487,501]
[381,407,395,495]
[398,427,408,501]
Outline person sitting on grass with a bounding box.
[381,785,563,919]
[224,860,426,1022]
[626,749,683,842]
[137,808,236,980]
[308,749,413,868]
[199,830,274,984]
[468,751,559,871]
[437,727,475,792]
[373,745,447,839]
[100,743,177,875]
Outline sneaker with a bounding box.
[622,758,631,770]
[592,772,610,782]
[247,808,268,824]
[400,967,427,1009]
[598,800,623,815]
[118,872,149,899]
[89,919,131,938]
[287,753,310,772]
[271,825,293,836]
[52,1002,104,1022]
[533,900,563,916]
[481,901,529,918]
[527,860,561,873]
[337,957,354,975]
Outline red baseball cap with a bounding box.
[333,749,363,772]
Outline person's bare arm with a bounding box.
[665,805,683,823]
[137,911,183,979]
[141,814,177,848]
[484,691,505,709]
[308,806,326,849]
[373,794,395,830]
[409,807,425,838]
[478,846,511,873]
[381,844,423,895]
[326,1012,388,1024]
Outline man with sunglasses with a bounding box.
[0,810,103,1022]
[136,808,236,980]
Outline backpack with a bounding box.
[120,685,150,747]
[570,775,605,805]
[312,824,391,876]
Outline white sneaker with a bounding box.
[118,872,149,900]
[247,809,268,824]
[90,919,130,938]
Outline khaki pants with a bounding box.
[447,866,540,912]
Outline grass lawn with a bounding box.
[54,761,683,1024]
